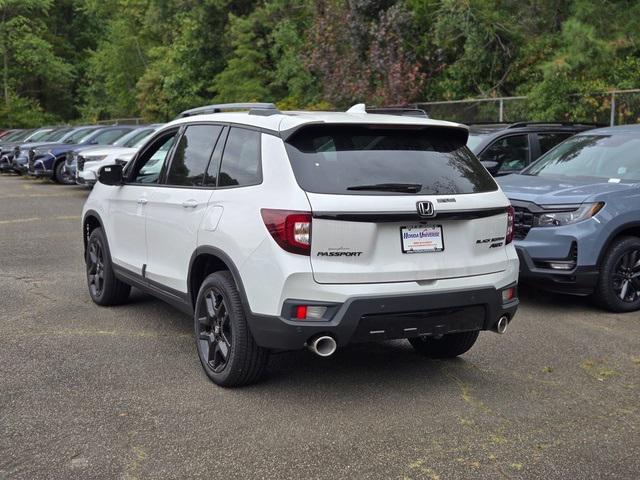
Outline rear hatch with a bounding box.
[284,123,512,284]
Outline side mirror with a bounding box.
[98,164,123,186]
[481,160,499,175]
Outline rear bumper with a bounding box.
[517,246,598,295]
[247,286,518,350]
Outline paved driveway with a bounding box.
[0,174,638,479]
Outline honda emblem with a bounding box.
[417,201,435,218]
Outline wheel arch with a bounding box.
[188,246,252,314]
[83,209,104,254]
[597,222,640,266]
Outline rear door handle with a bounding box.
[137,198,148,205]
[182,200,198,209]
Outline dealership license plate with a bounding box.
[400,225,444,253]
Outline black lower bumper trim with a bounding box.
[247,286,518,350]
[516,247,598,296]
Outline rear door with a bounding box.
[144,124,223,292]
[284,124,512,284]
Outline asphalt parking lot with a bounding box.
[0,173,639,480]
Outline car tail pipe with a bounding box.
[307,334,337,357]
[492,315,509,334]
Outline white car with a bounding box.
[75,125,163,185]
[81,103,519,387]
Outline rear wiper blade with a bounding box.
[346,183,422,193]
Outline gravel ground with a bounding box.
[0,173,638,480]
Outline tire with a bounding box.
[54,160,74,185]
[86,227,131,306]
[194,271,268,387]
[594,236,640,313]
[408,330,480,358]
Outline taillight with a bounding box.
[505,205,515,244]
[261,209,312,255]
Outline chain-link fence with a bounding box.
[96,117,144,125]
[416,89,640,126]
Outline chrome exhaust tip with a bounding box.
[308,335,337,357]
[495,316,509,334]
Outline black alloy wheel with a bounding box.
[194,271,268,387]
[87,238,105,298]
[85,227,131,306]
[595,236,640,312]
[612,248,640,303]
[197,289,233,373]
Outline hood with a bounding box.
[74,146,135,157]
[498,173,638,205]
[17,141,62,151]
[45,143,80,156]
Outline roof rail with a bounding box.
[176,103,280,119]
[346,103,429,118]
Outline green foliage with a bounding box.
[0,0,638,126]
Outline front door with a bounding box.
[108,129,179,274]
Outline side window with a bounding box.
[538,132,572,156]
[218,128,262,187]
[129,132,178,184]
[165,125,223,187]
[479,134,529,173]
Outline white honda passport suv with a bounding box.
[82,103,519,387]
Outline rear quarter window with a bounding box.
[284,125,497,195]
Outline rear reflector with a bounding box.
[502,287,515,302]
[294,305,327,320]
[261,209,312,255]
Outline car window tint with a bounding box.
[130,133,177,184]
[166,125,223,187]
[285,125,496,195]
[479,134,529,173]
[538,132,573,155]
[218,128,261,187]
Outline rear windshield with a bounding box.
[284,125,497,195]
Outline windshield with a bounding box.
[524,134,640,182]
[88,128,133,145]
[26,129,54,142]
[42,128,72,142]
[133,131,155,147]
[113,128,154,147]
[2,130,26,142]
[64,128,98,144]
[285,125,497,195]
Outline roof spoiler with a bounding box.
[346,103,429,119]
[176,103,280,119]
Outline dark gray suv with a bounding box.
[498,124,640,312]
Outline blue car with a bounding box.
[498,125,640,312]
[28,125,136,184]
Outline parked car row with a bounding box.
[0,124,162,184]
[2,105,639,387]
